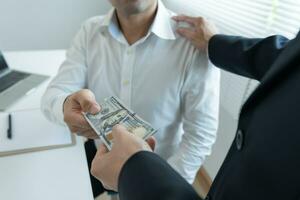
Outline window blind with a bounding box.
[164,0,300,119]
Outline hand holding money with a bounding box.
[63,89,100,139]
[84,97,157,150]
[91,125,156,191]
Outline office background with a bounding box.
[0,0,111,50]
[1,0,300,182]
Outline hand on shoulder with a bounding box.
[173,15,218,50]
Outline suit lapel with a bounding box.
[240,34,300,114]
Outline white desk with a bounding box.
[0,50,94,200]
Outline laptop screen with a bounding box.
[0,51,9,72]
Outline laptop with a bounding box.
[0,51,49,110]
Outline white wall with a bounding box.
[0,0,111,51]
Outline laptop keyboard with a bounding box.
[0,71,31,92]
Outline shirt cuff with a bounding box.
[167,155,196,184]
[52,94,70,125]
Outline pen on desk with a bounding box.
[7,114,12,139]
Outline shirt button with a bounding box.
[126,49,133,55]
[123,80,130,86]
[236,129,244,151]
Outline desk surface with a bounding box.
[0,50,94,200]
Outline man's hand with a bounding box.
[91,125,156,191]
[63,89,101,139]
[173,15,218,50]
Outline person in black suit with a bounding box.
[90,15,300,200]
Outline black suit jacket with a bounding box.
[118,33,300,200]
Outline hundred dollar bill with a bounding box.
[83,96,157,150]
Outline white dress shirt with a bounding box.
[41,0,220,183]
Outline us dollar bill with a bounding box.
[83,96,157,150]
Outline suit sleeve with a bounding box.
[208,34,290,81]
[118,151,202,200]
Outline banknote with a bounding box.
[83,96,157,150]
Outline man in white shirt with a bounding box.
[41,0,220,192]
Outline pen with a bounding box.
[7,114,12,139]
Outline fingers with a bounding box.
[146,136,156,151]
[65,114,91,132]
[91,144,109,173]
[68,123,98,139]
[97,143,109,156]
[73,89,101,114]
[67,114,90,128]
[91,144,108,180]
[91,144,109,175]
[111,124,128,140]
[111,125,155,151]
[172,15,203,26]
[63,89,101,139]
[67,122,93,134]
[76,129,99,139]
[176,28,197,41]
[64,99,94,132]
[102,183,114,191]
[84,132,99,139]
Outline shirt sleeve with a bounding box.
[41,23,88,125]
[167,49,220,184]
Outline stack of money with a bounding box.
[83,96,157,150]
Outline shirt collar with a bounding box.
[100,9,124,41]
[101,9,114,28]
[150,0,176,40]
[99,0,176,41]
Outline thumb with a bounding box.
[75,89,101,114]
[111,124,128,142]
[94,144,109,159]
